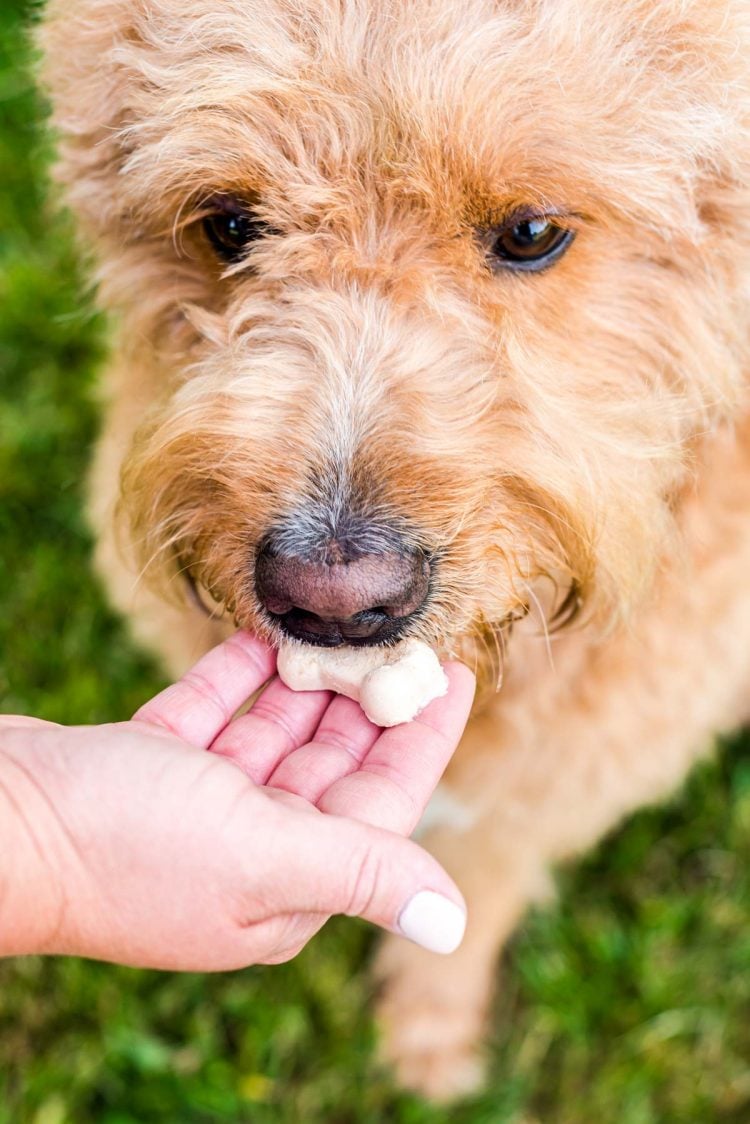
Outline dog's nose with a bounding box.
[255,536,430,646]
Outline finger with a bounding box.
[133,632,276,748]
[317,662,475,834]
[251,911,330,966]
[262,805,467,955]
[209,676,332,783]
[265,693,380,802]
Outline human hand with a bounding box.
[0,633,475,970]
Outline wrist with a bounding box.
[0,726,81,957]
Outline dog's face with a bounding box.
[42,0,750,674]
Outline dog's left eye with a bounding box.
[484,215,574,273]
[202,206,268,263]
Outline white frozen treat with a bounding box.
[276,638,448,727]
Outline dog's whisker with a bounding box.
[524,584,555,673]
[492,619,509,691]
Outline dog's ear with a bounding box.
[37,0,143,243]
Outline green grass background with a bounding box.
[1,2,750,1120]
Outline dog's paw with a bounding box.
[377,1000,487,1101]
[373,936,488,1102]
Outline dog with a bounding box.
[40,0,750,1101]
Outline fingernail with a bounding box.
[397,891,466,954]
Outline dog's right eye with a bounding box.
[202,205,268,263]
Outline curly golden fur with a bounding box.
[41,0,750,1099]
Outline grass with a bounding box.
[1,2,749,1120]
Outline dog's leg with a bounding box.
[88,356,230,677]
[375,638,745,1100]
[375,742,553,1102]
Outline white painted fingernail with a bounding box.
[398,891,466,954]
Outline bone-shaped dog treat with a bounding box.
[276,638,448,727]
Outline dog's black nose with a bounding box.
[255,535,430,646]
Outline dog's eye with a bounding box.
[202,207,268,263]
[485,215,574,273]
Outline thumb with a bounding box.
[272,811,467,955]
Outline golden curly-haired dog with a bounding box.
[41,0,750,1100]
